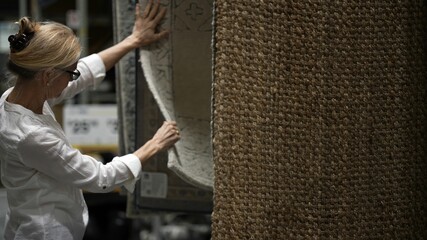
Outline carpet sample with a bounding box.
[212,1,427,239]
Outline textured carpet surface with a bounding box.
[212,1,427,239]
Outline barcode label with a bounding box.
[140,172,168,198]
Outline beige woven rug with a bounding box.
[212,1,427,239]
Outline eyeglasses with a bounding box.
[62,69,80,81]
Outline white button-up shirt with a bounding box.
[0,54,142,240]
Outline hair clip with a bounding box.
[8,32,34,52]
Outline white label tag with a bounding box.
[140,172,168,198]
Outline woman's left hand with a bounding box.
[130,0,169,47]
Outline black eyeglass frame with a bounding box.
[63,69,81,81]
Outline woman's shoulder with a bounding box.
[2,104,61,145]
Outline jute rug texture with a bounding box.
[212,1,427,239]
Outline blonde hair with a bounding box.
[8,17,81,78]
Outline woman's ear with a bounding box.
[40,69,55,86]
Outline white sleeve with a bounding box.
[17,126,141,193]
[48,54,106,106]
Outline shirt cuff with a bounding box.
[78,54,106,90]
[118,154,142,193]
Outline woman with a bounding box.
[0,1,179,239]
